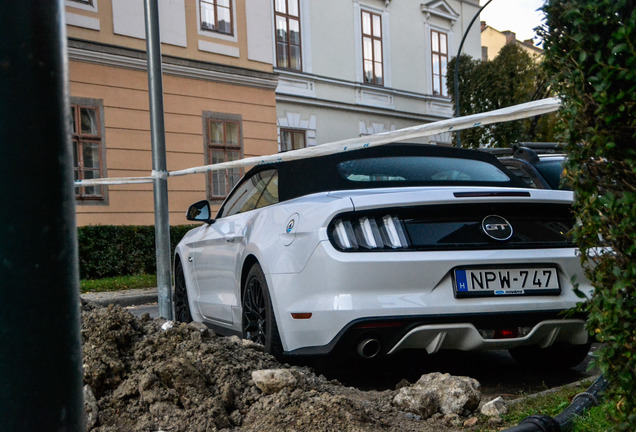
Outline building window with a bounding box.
[361,10,383,86]
[274,0,302,70]
[200,0,233,35]
[221,169,279,218]
[431,29,448,96]
[205,115,242,200]
[71,100,105,201]
[65,0,98,13]
[280,129,305,152]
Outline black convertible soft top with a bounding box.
[244,143,527,202]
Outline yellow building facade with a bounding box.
[66,0,278,225]
[480,21,543,61]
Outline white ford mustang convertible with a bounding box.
[174,144,592,368]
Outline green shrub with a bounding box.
[77,225,196,279]
[539,1,636,430]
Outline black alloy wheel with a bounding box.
[174,259,193,323]
[242,263,282,356]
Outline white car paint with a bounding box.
[175,186,591,354]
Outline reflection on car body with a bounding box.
[174,143,592,368]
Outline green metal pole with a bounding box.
[0,1,84,431]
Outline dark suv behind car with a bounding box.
[483,143,567,190]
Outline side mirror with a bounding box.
[186,200,214,223]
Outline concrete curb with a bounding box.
[81,287,159,308]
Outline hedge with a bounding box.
[539,1,636,430]
[77,225,196,280]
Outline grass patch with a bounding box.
[80,274,157,294]
[571,400,614,431]
[478,379,597,432]
[502,382,620,432]
[503,384,589,423]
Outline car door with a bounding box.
[190,213,247,324]
[190,169,278,324]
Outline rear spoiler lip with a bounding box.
[453,191,532,198]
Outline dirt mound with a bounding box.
[81,302,468,431]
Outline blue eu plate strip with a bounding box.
[455,270,468,292]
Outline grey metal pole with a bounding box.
[0,1,84,430]
[143,0,174,320]
[454,0,493,147]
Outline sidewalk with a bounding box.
[81,287,159,307]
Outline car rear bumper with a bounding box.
[387,319,588,354]
[284,312,588,357]
[268,241,592,355]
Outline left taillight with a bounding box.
[329,214,409,251]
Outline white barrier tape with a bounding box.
[168,97,561,177]
[76,170,167,186]
[74,97,561,185]
[152,170,169,180]
[74,176,154,186]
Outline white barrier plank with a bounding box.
[74,176,154,186]
[76,97,561,186]
[169,97,560,177]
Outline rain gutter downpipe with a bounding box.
[454,0,493,147]
[502,375,609,432]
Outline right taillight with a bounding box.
[329,214,409,251]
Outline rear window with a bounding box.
[337,156,511,183]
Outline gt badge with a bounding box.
[481,215,513,241]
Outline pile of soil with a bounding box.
[81,302,475,431]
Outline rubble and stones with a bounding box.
[251,369,302,394]
[81,301,486,431]
[392,372,481,418]
[481,396,508,417]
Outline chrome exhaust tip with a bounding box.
[357,338,382,359]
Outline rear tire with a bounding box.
[509,342,591,370]
[242,263,283,357]
[174,259,193,323]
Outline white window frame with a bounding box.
[203,111,244,202]
[271,0,312,73]
[424,23,455,98]
[71,97,108,206]
[421,1,458,98]
[431,28,449,97]
[353,2,391,88]
[197,0,239,43]
[277,112,316,150]
[65,0,98,13]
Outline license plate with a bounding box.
[453,266,560,297]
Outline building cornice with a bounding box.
[276,93,450,123]
[275,69,452,105]
[67,39,279,90]
[421,0,460,24]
